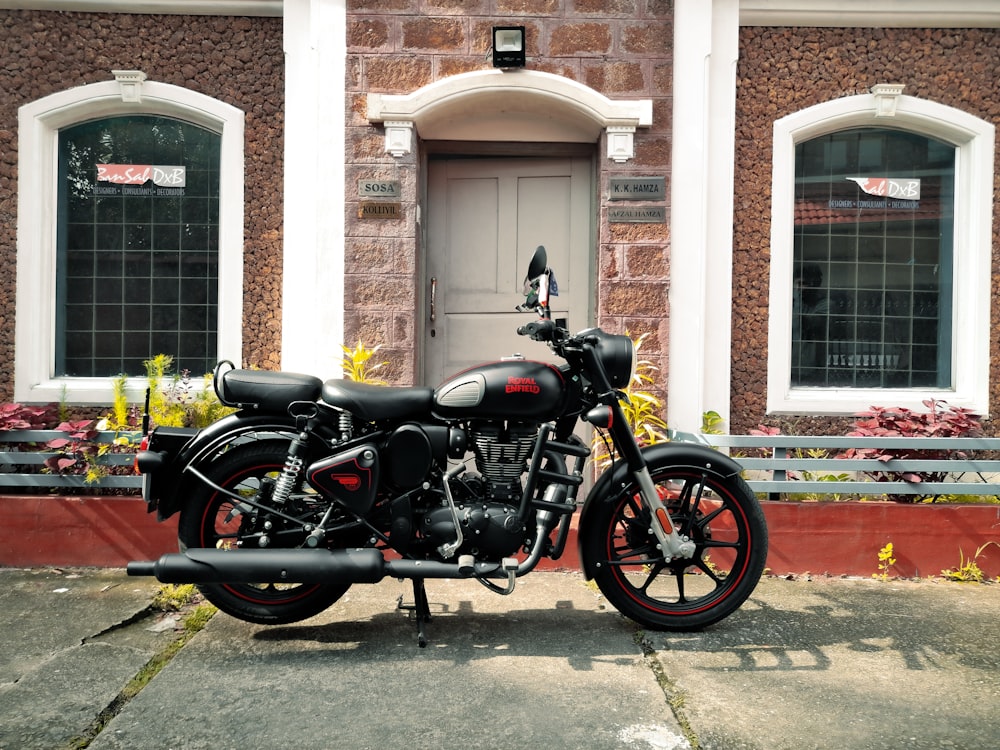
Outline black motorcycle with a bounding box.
[129,246,767,645]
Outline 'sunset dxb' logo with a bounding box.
[506,376,540,394]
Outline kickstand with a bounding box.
[396,578,432,647]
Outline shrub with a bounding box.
[840,399,984,503]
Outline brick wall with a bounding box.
[732,26,1000,435]
[347,0,674,386]
[0,9,284,401]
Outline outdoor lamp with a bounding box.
[492,26,526,68]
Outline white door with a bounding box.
[424,156,593,386]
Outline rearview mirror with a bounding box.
[526,245,547,283]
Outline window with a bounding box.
[792,128,954,389]
[57,116,220,378]
[768,93,993,415]
[16,77,243,404]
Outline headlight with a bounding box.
[592,331,637,390]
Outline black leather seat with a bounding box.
[218,369,323,412]
[322,380,434,422]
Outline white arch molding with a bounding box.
[16,75,245,403]
[366,70,653,162]
[767,91,995,415]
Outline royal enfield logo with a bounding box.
[506,377,541,394]
[330,474,362,491]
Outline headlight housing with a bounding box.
[589,331,637,390]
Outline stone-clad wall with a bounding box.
[731,26,1000,435]
[0,9,284,400]
[346,0,674,385]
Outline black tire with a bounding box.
[580,466,767,631]
[177,439,358,625]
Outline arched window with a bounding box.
[17,76,243,404]
[767,92,994,415]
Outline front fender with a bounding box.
[577,442,744,579]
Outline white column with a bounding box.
[282,0,346,377]
[668,0,739,434]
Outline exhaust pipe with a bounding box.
[127,548,387,585]
[127,548,507,585]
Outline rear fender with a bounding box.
[577,442,744,580]
[149,412,303,520]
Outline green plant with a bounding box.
[873,541,897,582]
[841,399,984,503]
[142,355,235,429]
[941,542,1000,583]
[108,373,131,430]
[341,341,388,384]
[701,410,724,435]
[152,583,199,611]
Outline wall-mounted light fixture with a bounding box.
[492,26,526,68]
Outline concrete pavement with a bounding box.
[1,568,998,749]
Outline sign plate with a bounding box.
[609,206,666,223]
[359,201,401,219]
[358,180,401,198]
[609,177,665,201]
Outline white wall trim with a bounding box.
[668,0,740,435]
[0,1,282,15]
[16,77,244,404]
[281,0,346,378]
[767,93,995,416]
[740,0,1000,28]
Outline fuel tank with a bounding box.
[433,360,567,420]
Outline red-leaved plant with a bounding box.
[839,399,983,503]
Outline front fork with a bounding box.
[606,401,696,562]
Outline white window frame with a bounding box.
[16,78,244,404]
[767,93,994,416]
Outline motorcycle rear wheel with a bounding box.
[177,439,358,625]
[581,466,767,631]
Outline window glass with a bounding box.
[57,116,220,377]
[792,128,954,389]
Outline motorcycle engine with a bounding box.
[468,421,537,502]
[423,421,538,558]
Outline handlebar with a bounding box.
[517,319,559,342]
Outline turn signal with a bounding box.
[583,405,613,429]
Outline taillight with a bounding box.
[133,435,151,473]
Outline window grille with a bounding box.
[792,128,954,389]
[57,116,221,377]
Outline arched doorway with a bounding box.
[367,70,652,383]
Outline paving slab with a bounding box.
[648,576,1000,750]
[89,572,689,750]
[3,568,1000,750]
[0,568,172,750]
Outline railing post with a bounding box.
[770,444,786,501]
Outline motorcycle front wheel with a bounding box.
[580,465,767,631]
[177,439,361,625]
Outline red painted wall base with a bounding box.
[760,501,1000,579]
[1,495,998,579]
[0,495,177,568]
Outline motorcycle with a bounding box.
[128,246,767,646]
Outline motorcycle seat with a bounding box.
[322,380,434,422]
[218,369,323,411]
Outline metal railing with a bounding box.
[0,430,142,490]
[673,432,1000,498]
